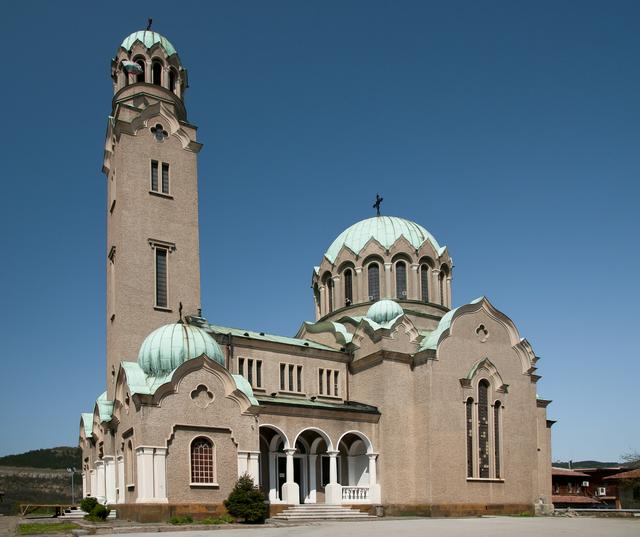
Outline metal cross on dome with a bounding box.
[151,124,168,142]
[373,193,383,216]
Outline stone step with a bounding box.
[60,508,117,519]
[272,505,375,520]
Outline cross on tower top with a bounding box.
[373,194,383,216]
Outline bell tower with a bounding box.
[103,29,202,396]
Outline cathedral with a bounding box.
[78,29,553,521]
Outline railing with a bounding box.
[341,486,369,502]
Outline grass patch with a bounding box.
[17,522,80,535]
[199,514,235,525]
[169,515,193,525]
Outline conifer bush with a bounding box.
[223,474,267,524]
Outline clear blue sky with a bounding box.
[0,1,638,462]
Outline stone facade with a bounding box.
[78,29,553,521]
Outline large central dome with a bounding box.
[324,216,440,264]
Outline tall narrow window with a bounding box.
[334,371,339,396]
[247,358,254,386]
[155,248,168,308]
[327,278,334,313]
[238,357,245,376]
[494,401,501,479]
[161,163,169,194]
[190,437,215,484]
[280,364,285,390]
[344,269,353,306]
[439,272,445,306]
[478,380,490,478]
[151,160,159,192]
[318,369,323,395]
[297,365,302,392]
[466,398,474,478]
[126,440,134,485]
[288,364,294,391]
[256,360,262,388]
[152,62,162,86]
[169,69,177,92]
[420,265,429,302]
[396,261,407,299]
[368,263,380,301]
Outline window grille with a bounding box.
[466,398,473,478]
[396,261,407,298]
[151,160,159,192]
[161,163,169,194]
[478,381,490,478]
[190,438,215,484]
[155,248,168,308]
[421,265,429,302]
[494,401,501,479]
[344,269,353,306]
[368,263,380,301]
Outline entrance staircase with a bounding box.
[270,504,375,521]
[59,507,117,519]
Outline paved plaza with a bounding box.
[108,517,639,537]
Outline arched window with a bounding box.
[344,269,353,306]
[152,62,163,86]
[313,284,321,317]
[327,278,334,313]
[478,380,490,478]
[191,437,215,484]
[395,261,407,299]
[135,59,145,83]
[466,398,474,478]
[420,265,429,302]
[368,263,380,301]
[494,401,502,479]
[169,68,177,92]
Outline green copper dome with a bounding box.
[366,299,404,324]
[324,216,441,264]
[120,30,177,56]
[138,323,223,376]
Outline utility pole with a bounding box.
[66,467,77,505]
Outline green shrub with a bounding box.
[169,515,193,525]
[79,497,98,514]
[84,503,110,522]
[223,474,267,524]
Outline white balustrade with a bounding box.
[341,486,369,502]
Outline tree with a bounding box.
[223,474,267,524]
[621,451,640,469]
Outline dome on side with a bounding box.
[138,323,224,376]
[366,300,404,324]
[120,30,177,56]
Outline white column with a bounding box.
[237,452,248,478]
[268,452,278,502]
[409,264,420,300]
[95,461,106,503]
[135,447,155,503]
[446,277,453,308]
[90,469,97,498]
[355,267,364,303]
[383,263,392,298]
[281,448,299,504]
[247,452,260,485]
[116,457,125,503]
[153,448,168,503]
[308,454,317,504]
[319,285,326,316]
[368,453,381,503]
[324,450,342,505]
[81,472,87,498]
[104,456,117,504]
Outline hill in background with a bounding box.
[0,446,81,470]
[0,447,82,515]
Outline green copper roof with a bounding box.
[96,392,114,423]
[366,299,404,324]
[419,297,483,351]
[256,395,379,414]
[207,323,342,353]
[120,30,177,56]
[138,322,224,376]
[324,216,442,264]
[81,413,94,437]
[232,374,259,406]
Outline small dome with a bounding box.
[324,216,440,264]
[366,300,404,324]
[120,30,177,56]
[138,323,224,376]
